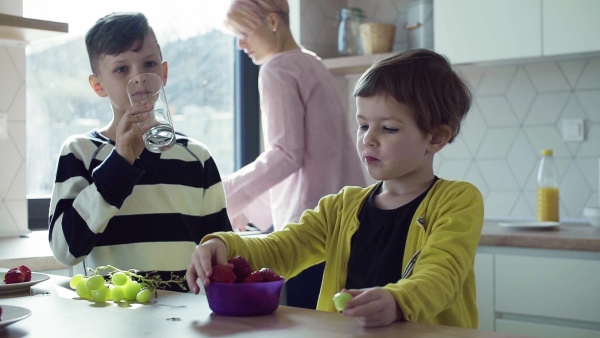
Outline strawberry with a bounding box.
[4,269,25,284]
[228,256,253,282]
[18,265,32,282]
[209,265,236,284]
[241,271,264,283]
[259,268,283,282]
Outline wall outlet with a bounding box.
[0,112,8,140]
[562,118,585,142]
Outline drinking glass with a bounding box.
[126,73,176,153]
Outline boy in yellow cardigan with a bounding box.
[187,49,484,328]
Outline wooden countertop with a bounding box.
[0,273,531,337]
[480,221,600,252]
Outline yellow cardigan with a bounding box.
[202,178,484,328]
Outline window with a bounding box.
[25,1,238,229]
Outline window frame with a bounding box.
[28,46,260,231]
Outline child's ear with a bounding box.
[161,61,169,86]
[427,125,452,154]
[88,75,107,98]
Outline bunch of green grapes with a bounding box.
[68,265,184,304]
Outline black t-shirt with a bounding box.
[345,178,437,289]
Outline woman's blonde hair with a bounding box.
[225,0,290,34]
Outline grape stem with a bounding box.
[87,265,187,295]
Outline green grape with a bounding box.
[75,277,90,298]
[110,286,124,302]
[69,274,84,289]
[92,285,110,303]
[111,272,129,286]
[136,288,152,303]
[124,281,142,301]
[333,291,353,312]
[86,275,105,291]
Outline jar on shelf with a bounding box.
[337,7,365,56]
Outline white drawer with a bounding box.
[495,254,600,324]
[496,319,600,338]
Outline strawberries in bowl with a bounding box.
[206,256,285,316]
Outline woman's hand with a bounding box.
[342,287,404,327]
[186,238,231,294]
[115,102,153,164]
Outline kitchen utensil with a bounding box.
[0,305,32,328]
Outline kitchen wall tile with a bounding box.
[558,59,586,88]
[524,62,571,92]
[485,191,520,218]
[0,204,18,234]
[511,194,534,219]
[576,90,600,123]
[460,105,486,155]
[0,47,22,112]
[0,135,22,198]
[9,121,26,160]
[8,84,25,121]
[476,159,519,190]
[523,126,570,158]
[6,164,26,200]
[465,164,488,198]
[560,163,592,218]
[506,68,536,122]
[440,135,472,159]
[507,131,537,188]
[524,92,570,126]
[575,157,599,204]
[457,66,485,92]
[476,127,518,159]
[575,58,600,90]
[477,96,518,127]
[476,65,516,96]
[437,159,472,181]
[576,123,600,157]
[5,199,27,234]
[587,192,600,209]
[7,47,25,81]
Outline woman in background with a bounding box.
[221,0,366,309]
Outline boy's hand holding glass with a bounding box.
[126,73,176,153]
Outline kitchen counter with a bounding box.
[0,273,532,337]
[1,222,598,272]
[480,221,600,252]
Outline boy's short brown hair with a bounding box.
[85,12,161,74]
[353,49,472,143]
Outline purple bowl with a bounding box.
[205,279,285,316]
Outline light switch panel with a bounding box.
[562,118,584,142]
[0,112,7,140]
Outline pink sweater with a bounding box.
[224,48,366,230]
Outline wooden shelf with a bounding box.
[0,13,68,44]
[322,52,395,75]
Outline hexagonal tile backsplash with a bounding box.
[315,1,600,223]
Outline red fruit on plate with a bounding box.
[259,268,283,282]
[4,269,25,284]
[209,265,236,284]
[228,256,253,282]
[18,265,32,282]
[241,271,264,283]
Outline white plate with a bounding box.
[0,305,32,328]
[0,272,50,295]
[498,221,560,229]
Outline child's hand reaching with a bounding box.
[341,287,404,327]
[116,102,153,164]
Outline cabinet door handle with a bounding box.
[404,22,421,30]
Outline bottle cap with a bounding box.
[541,149,553,156]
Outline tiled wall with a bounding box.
[0,0,27,235]
[299,0,599,222]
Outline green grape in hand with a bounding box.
[333,291,353,312]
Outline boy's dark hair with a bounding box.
[85,12,160,74]
[353,49,472,143]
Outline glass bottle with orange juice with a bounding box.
[536,149,559,222]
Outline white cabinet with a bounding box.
[475,247,600,337]
[434,0,541,64]
[434,0,600,64]
[474,253,494,332]
[543,0,600,56]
